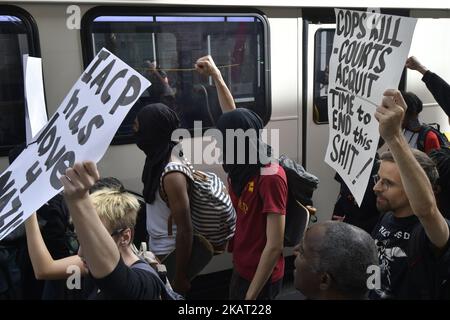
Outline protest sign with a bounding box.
[325,9,417,205]
[23,55,48,144]
[0,48,150,240]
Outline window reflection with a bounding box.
[0,14,32,153]
[313,29,334,124]
[88,14,268,143]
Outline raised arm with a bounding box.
[61,162,120,279]
[146,61,170,86]
[406,56,450,117]
[24,212,86,280]
[375,89,449,249]
[195,55,236,112]
[405,56,428,75]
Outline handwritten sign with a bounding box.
[325,9,417,205]
[0,48,150,240]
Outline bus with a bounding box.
[1,0,449,298]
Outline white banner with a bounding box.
[23,55,48,144]
[325,9,417,205]
[0,48,150,240]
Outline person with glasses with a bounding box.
[24,167,165,299]
[293,221,378,300]
[370,89,450,299]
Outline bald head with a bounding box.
[295,221,378,299]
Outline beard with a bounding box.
[375,195,391,213]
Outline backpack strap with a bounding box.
[160,162,194,202]
[131,260,183,300]
[159,162,194,236]
[131,242,170,283]
[417,125,432,152]
[418,124,450,151]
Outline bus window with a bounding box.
[82,9,270,145]
[0,7,40,156]
[313,28,334,124]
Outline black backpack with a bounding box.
[278,155,319,246]
[417,124,450,152]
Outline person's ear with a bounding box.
[120,228,133,246]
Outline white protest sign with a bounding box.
[325,9,417,205]
[23,55,48,144]
[0,48,150,240]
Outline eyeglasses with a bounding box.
[372,174,393,191]
[110,228,126,237]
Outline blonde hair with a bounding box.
[90,188,140,232]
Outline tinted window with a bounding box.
[313,29,334,124]
[0,10,38,156]
[82,10,269,144]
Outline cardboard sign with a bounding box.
[23,55,48,144]
[325,9,417,205]
[0,48,150,240]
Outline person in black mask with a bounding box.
[195,55,288,300]
[134,103,193,295]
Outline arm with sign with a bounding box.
[24,213,87,280]
[60,162,122,279]
[60,162,163,300]
[375,89,449,249]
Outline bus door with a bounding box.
[303,21,338,222]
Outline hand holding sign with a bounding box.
[325,9,417,205]
[375,89,407,142]
[0,48,150,241]
[61,162,99,201]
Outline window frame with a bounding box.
[81,6,271,145]
[312,27,334,125]
[0,5,41,157]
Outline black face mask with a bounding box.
[216,108,272,196]
[134,129,151,154]
[135,103,180,203]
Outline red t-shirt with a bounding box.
[228,163,288,283]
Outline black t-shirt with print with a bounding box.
[370,212,450,299]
